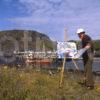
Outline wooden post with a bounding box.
[64,29,68,42]
[24,31,28,51]
[59,29,67,87]
[59,29,80,87]
[59,54,66,87]
[72,59,79,70]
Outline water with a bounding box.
[64,58,100,72]
[93,58,100,72]
[0,56,100,72]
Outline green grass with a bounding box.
[0,66,100,100]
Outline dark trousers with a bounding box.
[83,53,94,87]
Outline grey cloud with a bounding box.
[2,0,100,40]
[18,0,100,18]
[18,0,73,16]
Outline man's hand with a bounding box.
[85,45,91,49]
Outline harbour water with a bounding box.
[65,58,100,72]
[0,57,100,72]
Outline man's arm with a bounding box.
[85,43,91,49]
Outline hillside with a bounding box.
[0,30,54,52]
[93,40,100,57]
[0,30,100,56]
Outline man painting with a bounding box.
[76,28,94,89]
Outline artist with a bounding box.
[76,28,94,89]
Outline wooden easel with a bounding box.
[59,29,80,87]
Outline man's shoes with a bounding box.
[78,82,94,90]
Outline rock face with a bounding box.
[0,30,54,52]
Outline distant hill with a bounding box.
[93,40,100,50]
[0,30,99,57]
[0,30,54,52]
[93,40,100,57]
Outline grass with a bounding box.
[0,66,100,100]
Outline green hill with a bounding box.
[0,30,54,52]
[93,40,100,57]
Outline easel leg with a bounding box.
[59,57,66,87]
[72,59,79,70]
[72,59,81,81]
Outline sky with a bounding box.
[0,0,100,41]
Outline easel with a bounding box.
[59,29,80,87]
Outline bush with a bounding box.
[0,66,99,100]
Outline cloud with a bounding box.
[7,16,48,26]
[18,0,71,16]
[3,0,13,2]
[1,0,100,40]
